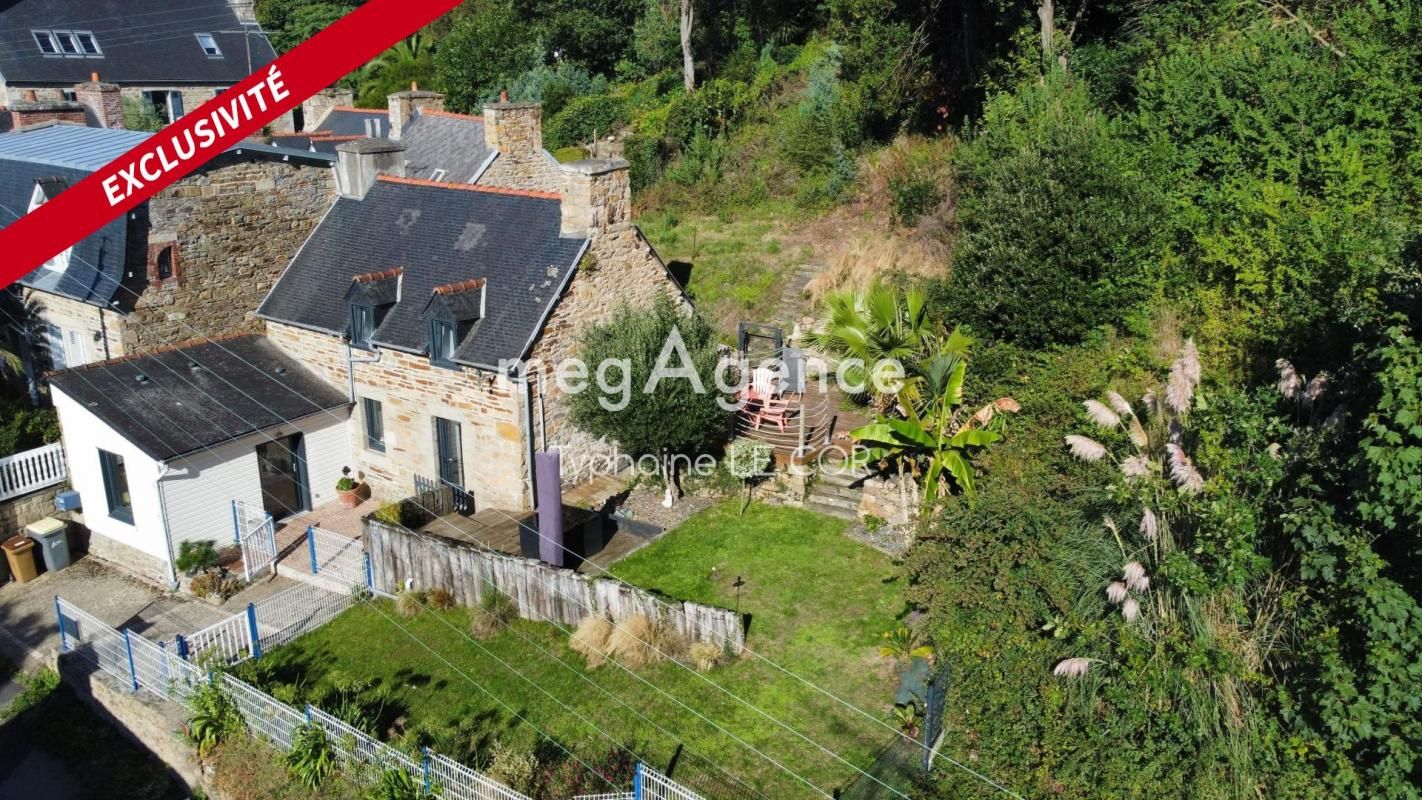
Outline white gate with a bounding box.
[233,499,278,582]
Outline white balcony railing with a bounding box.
[0,441,66,502]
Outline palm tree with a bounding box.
[804,281,968,412]
[358,35,436,106]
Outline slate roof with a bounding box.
[49,335,350,461]
[258,177,587,369]
[0,124,331,306]
[0,0,275,85]
[311,108,390,138]
[401,111,492,182]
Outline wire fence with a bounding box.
[641,764,707,800]
[306,525,368,588]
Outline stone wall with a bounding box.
[122,157,334,353]
[526,224,688,477]
[266,322,531,510]
[0,484,65,539]
[84,525,172,586]
[59,655,206,792]
[300,88,353,131]
[21,289,128,363]
[476,150,565,193]
[477,102,563,192]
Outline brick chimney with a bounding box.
[483,98,542,156]
[387,82,444,140]
[8,91,88,130]
[560,158,632,238]
[74,73,124,129]
[301,87,354,131]
[335,138,406,199]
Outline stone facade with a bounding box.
[2,83,295,131]
[120,156,335,353]
[74,78,123,129]
[266,322,531,510]
[6,99,87,129]
[526,223,688,476]
[300,87,354,131]
[20,289,127,365]
[387,87,444,140]
[83,525,172,586]
[476,102,563,193]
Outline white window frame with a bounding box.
[429,169,448,182]
[32,30,59,56]
[53,30,80,56]
[74,31,101,56]
[195,33,222,58]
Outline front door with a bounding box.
[433,417,472,513]
[255,433,309,519]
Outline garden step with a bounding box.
[808,483,864,502]
[804,492,861,511]
[803,500,859,521]
[816,469,870,489]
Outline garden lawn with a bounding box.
[255,502,906,798]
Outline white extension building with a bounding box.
[48,335,352,585]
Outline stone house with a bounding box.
[257,100,687,512]
[0,0,294,132]
[0,123,335,379]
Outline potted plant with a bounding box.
[336,468,363,509]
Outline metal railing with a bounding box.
[183,605,255,665]
[0,441,66,501]
[306,526,367,588]
[639,765,707,800]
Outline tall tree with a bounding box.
[679,0,695,90]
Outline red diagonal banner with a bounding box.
[0,0,463,287]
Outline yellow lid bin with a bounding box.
[26,517,71,573]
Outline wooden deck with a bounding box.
[418,506,651,574]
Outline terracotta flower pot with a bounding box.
[338,486,361,509]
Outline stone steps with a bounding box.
[803,500,859,521]
[809,482,862,502]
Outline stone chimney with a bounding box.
[226,0,256,22]
[73,73,124,129]
[336,138,406,199]
[8,93,87,130]
[560,158,632,238]
[483,98,542,156]
[387,82,444,140]
[301,87,354,131]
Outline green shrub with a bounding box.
[189,572,242,601]
[943,71,1162,346]
[176,540,220,576]
[665,79,749,149]
[184,680,244,757]
[0,397,58,458]
[502,62,609,117]
[373,500,422,528]
[544,94,628,151]
[469,589,517,639]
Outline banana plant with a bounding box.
[850,354,1017,507]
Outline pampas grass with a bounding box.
[1065,435,1107,462]
[469,590,516,640]
[605,614,659,669]
[1166,443,1204,493]
[1304,372,1329,405]
[1122,596,1141,622]
[688,641,724,672]
[428,588,456,611]
[1106,581,1128,605]
[1120,454,1151,480]
[1083,399,1120,429]
[1053,657,1093,678]
[1275,359,1301,399]
[1105,390,1133,418]
[1140,507,1158,542]
[570,615,613,669]
[395,590,425,619]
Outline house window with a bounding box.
[429,169,448,182]
[147,243,180,286]
[195,33,222,57]
[53,31,79,56]
[349,304,375,349]
[74,32,101,56]
[362,398,385,452]
[429,320,458,367]
[32,31,58,55]
[99,450,133,524]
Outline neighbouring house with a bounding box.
[0,0,293,131]
[47,335,352,585]
[257,99,686,512]
[0,124,336,384]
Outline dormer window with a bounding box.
[430,320,458,366]
[75,32,101,55]
[423,278,486,369]
[345,267,402,350]
[54,31,79,55]
[350,303,376,349]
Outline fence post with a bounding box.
[364,552,374,590]
[231,499,240,545]
[634,762,644,800]
[305,703,313,725]
[307,526,319,574]
[175,633,189,661]
[422,747,432,793]
[122,630,139,692]
[246,602,262,659]
[160,639,171,687]
[53,596,67,652]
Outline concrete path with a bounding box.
[0,554,297,669]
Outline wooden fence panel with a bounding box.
[365,519,746,652]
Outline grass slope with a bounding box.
[259,502,905,798]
